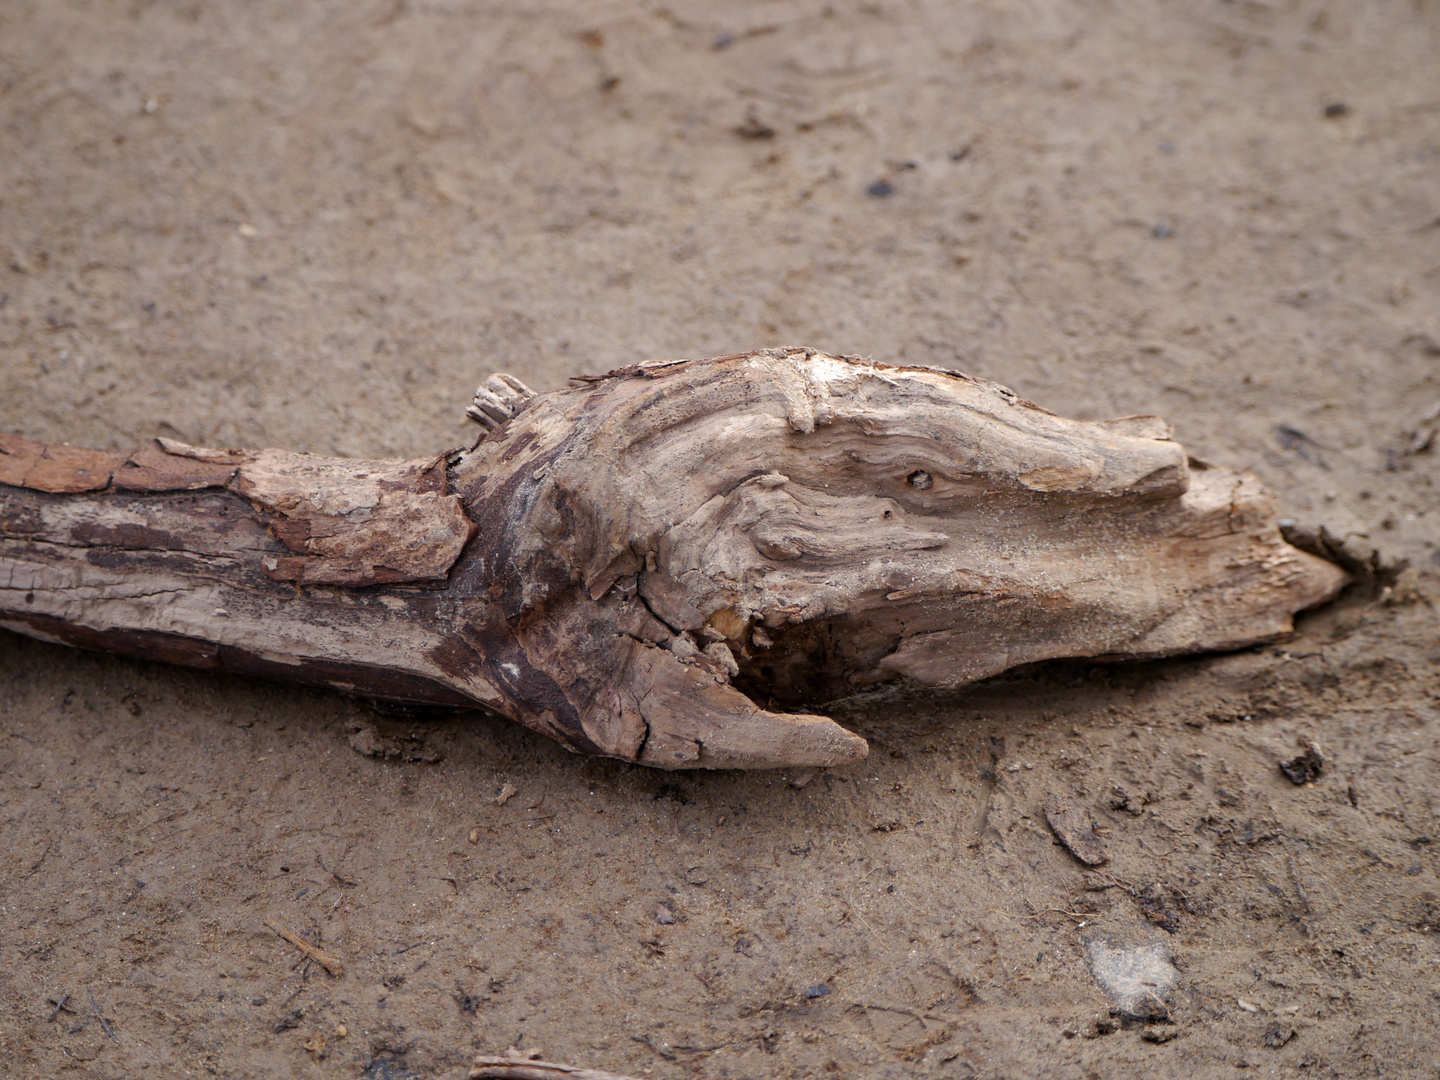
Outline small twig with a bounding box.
[469,1055,645,1080]
[86,988,117,1042]
[46,994,72,1022]
[1086,871,1140,895]
[23,841,53,879]
[629,1033,677,1061]
[263,920,344,976]
[1285,847,1313,917]
[1045,908,1100,923]
[843,866,882,939]
[316,852,358,887]
[848,1001,956,1028]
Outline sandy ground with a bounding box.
[2,1,1440,1077]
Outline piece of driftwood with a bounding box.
[0,349,1347,769]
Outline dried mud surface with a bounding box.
[3,2,1440,1078]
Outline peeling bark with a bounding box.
[0,350,1348,769]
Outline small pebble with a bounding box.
[334,1023,347,1038]
[468,828,480,844]
[867,180,894,197]
[805,984,831,999]
[655,905,675,925]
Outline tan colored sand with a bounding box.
[3,2,1439,1076]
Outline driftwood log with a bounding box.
[0,349,1347,769]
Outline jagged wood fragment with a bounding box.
[0,349,1348,769]
[1044,796,1110,866]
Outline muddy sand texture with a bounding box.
[3,2,1440,1077]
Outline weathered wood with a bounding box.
[469,1055,643,1080]
[0,349,1349,769]
[1044,797,1111,867]
[263,921,344,976]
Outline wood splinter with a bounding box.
[0,349,1348,770]
[262,920,345,976]
[469,1054,644,1080]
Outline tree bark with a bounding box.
[0,349,1348,769]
